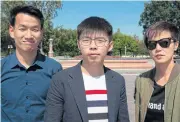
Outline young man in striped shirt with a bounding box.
[44,16,130,122]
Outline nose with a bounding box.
[156,43,162,50]
[89,40,97,49]
[25,29,33,38]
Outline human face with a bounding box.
[9,13,43,53]
[78,32,113,65]
[148,31,179,64]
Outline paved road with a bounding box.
[111,73,136,122]
[114,70,146,122]
[123,74,138,122]
[113,69,141,122]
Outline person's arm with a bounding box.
[134,77,140,122]
[118,77,130,122]
[44,74,64,122]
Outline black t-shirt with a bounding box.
[144,81,165,122]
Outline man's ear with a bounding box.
[9,25,15,39]
[108,41,113,52]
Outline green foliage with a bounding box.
[137,40,149,55]
[139,1,180,31]
[139,1,180,54]
[113,30,140,56]
[52,27,80,57]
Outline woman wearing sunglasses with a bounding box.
[134,21,180,122]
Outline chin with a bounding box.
[23,47,38,52]
[89,59,104,65]
[89,60,98,64]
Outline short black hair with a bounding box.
[144,21,179,48]
[77,16,113,41]
[10,5,44,28]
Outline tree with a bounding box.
[52,27,79,57]
[1,1,62,55]
[139,1,180,54]
[137,40,149,56]
[113,30,139,56]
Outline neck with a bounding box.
[155,59,175,85]
[81,61,104,77]
[16,49,37,68]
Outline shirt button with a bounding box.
[26,82,28,85]
[26,96,29,99]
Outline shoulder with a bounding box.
[52,65,76,82]
[111,69,124,79]
[41,55,63,72]
[1,54,14,70]
[139,69,153,77]
[106,67,124,78]
[45,56,62,67]
[36,54,63,75]
[135,68,154,86]
[1,54,13,63]
[105,67,125,84]
[1,55,9,66]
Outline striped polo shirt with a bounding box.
[82,73,108,122]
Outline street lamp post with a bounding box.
[48,38,54,57]
[40,42,44,54]
[125,46,127,57]
[8,45,13,55]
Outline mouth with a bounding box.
[155,54,164,58]
[88,53,100,56]
[23,40,35,44]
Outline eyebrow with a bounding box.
[81,36,106,38]
[18,24,40,28]
[18,25,26,28]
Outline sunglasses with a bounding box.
[147,38,175,50]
